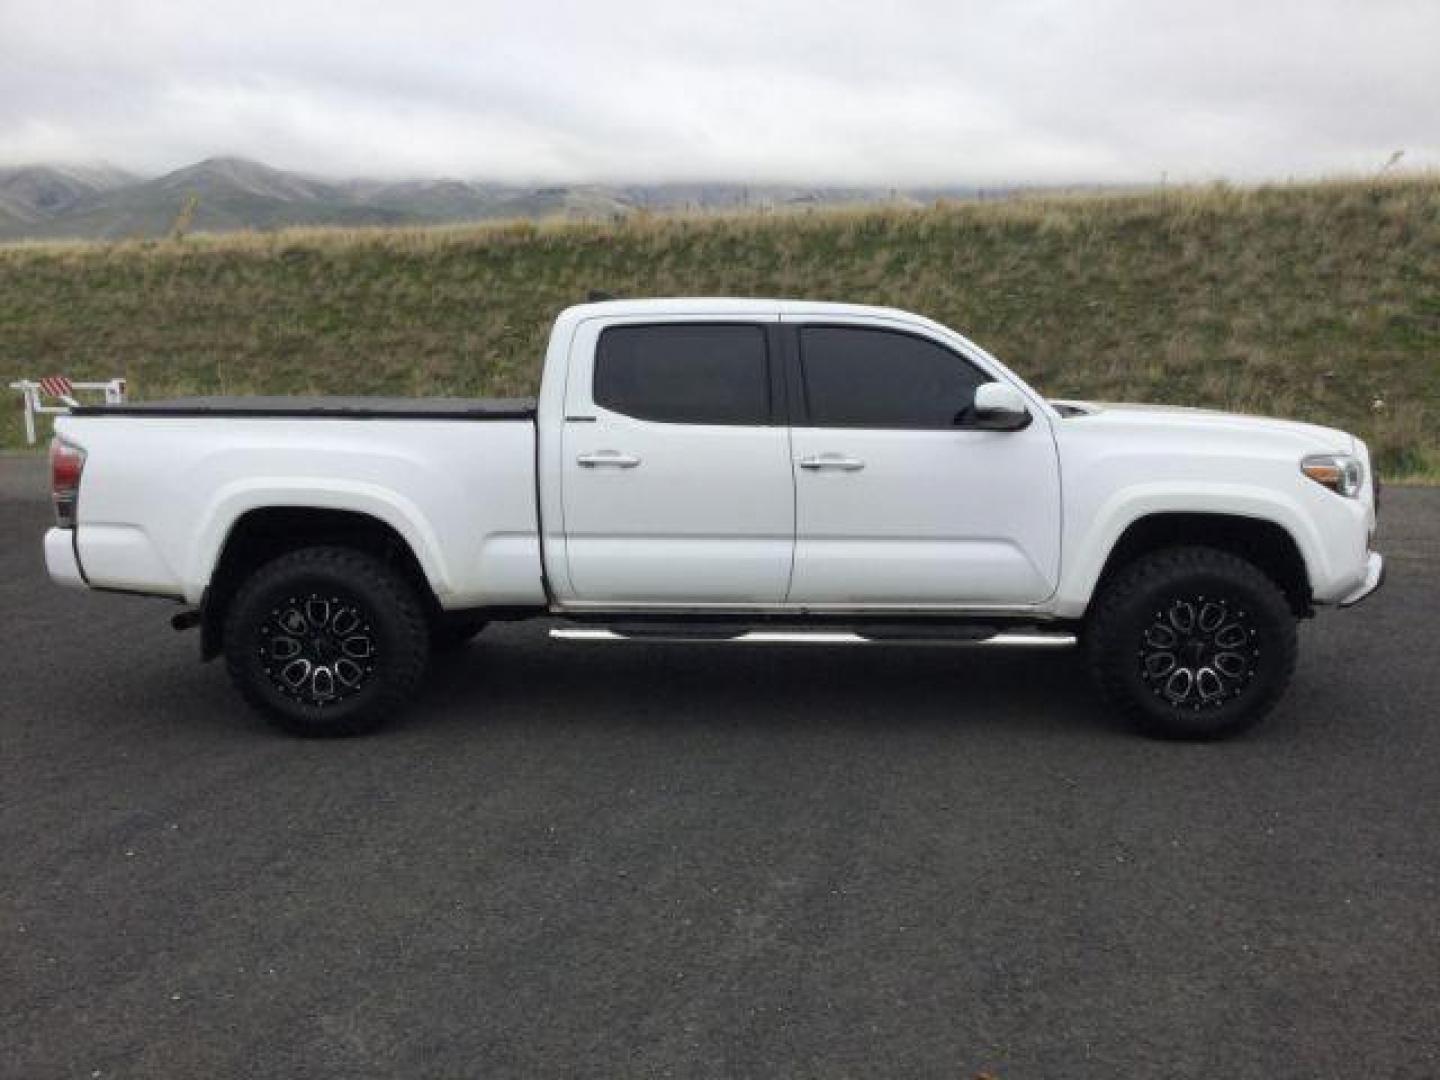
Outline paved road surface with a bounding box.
[3,455,1438,1078]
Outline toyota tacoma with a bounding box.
[43,299,1384,738]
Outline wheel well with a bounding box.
[201,507,437,660]
[1094,513,1312,617]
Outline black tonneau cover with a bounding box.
[71,396,537,420]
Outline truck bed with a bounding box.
[55,398,544,608]
[71,396,538,420]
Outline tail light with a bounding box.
[49,436,86,528]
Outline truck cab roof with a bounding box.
[560,297,924,323]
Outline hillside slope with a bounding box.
[2,176,1436,476]
[0,163,136,225]
[17,157,422,239]
[0,156,982,240]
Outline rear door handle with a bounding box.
[799,454,865,471]
[577,450,641,468]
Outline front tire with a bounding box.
[1086,546,1297,739]
[223,546,430,736]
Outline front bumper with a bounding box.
[44,527,87,589]
[1338,552,1384,608]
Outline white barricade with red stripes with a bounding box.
[8,376,128,445]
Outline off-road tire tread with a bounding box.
[223,545,429,736]
[1086,545,1297,740]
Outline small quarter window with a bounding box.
[594,324,771,425]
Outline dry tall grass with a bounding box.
[2,175,1437,476]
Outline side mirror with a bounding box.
[970,382,1032,431]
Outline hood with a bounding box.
[1049,400,1355,454]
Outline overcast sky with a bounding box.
[1,0,1436,184]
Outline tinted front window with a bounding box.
[800,326,987,429]
[594,323,771,425]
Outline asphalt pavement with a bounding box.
[2,454,1438,1079]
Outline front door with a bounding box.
[785,319,1061,607]
[559,317,795,605]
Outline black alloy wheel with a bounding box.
[224,546,429,736]
[1087,546,1297,739]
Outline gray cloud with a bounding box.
[1,0,1436,182]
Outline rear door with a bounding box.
[784,318,1061,607]
[557,316,794,605]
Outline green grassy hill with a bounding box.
[3,176,1437,477]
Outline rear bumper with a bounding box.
[44,527,87,589]
[1338,552,1384,608]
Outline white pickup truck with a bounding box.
[44,298,1383,739]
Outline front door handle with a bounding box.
[799,454,865,472]
[577,450,642,469]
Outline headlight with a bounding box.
[1301,453,1364,498]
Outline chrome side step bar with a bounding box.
[549,627,1077,648]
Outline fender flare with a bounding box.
[185,477,453,605]
[1056,483,1324,618]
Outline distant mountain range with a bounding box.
[0,157,991,241]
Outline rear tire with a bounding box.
[1086,546,1297,739]
[223,546,429,736]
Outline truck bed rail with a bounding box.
[70,395,537,420]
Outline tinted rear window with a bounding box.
[800,326,987,429]
[594,324,771,425]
